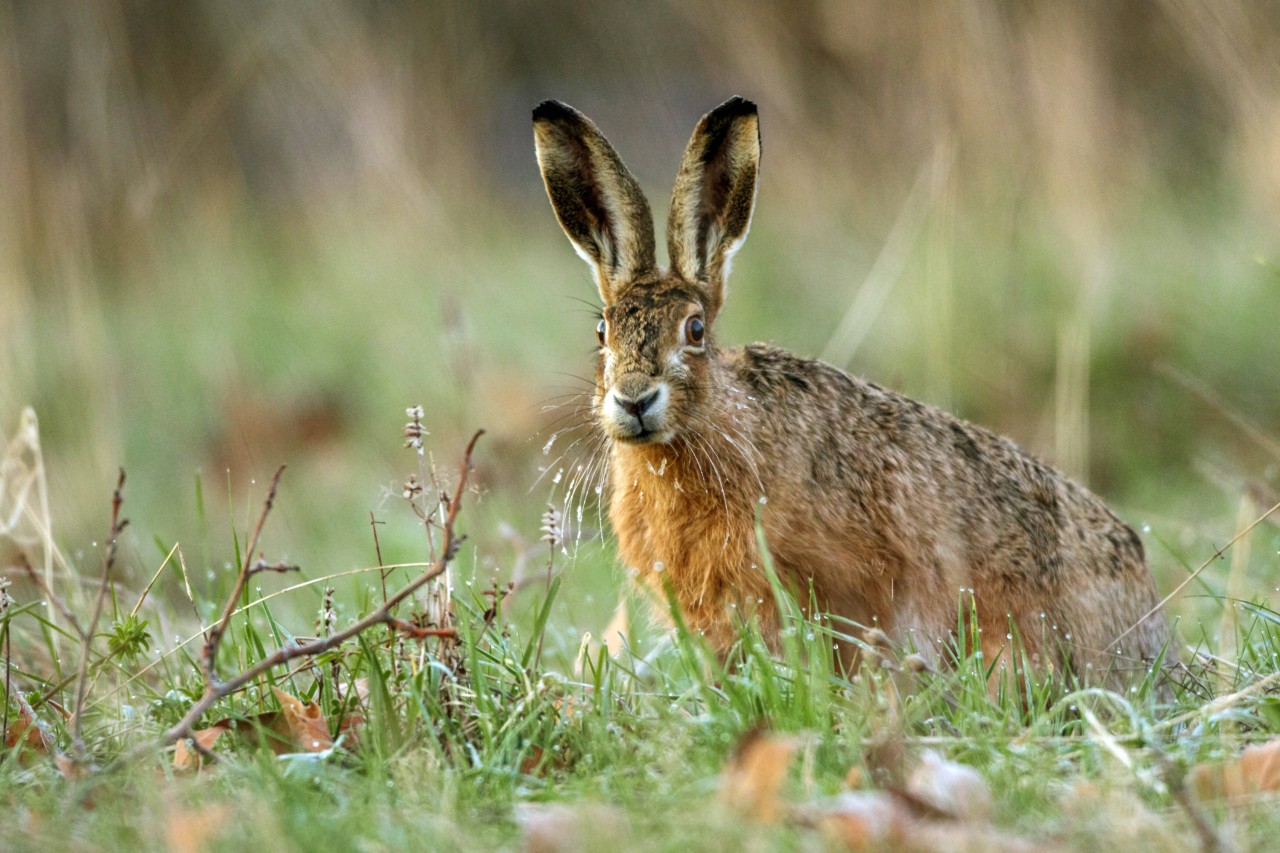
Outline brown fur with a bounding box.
[532,97,1173,688]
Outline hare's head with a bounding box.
[533,97,760,445]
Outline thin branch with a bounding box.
[71,469,128,761]
[140,430,484,759]
[249,559,300,576]
[201,465,286,684]
[17,551,84,637]
[370,511,388,604]
[385,618,458,640]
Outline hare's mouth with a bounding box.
[601,383,672,443]
[614,425,673,445]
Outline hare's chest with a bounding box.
[609,454,755,576]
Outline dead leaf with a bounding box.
[3,696,56,763]
[173,724,230,771]
[1191,738,1280,800]
[803,791,1048,853]
[720,727,800,824]
[905,750,992,821]
[805,791,916,849]
[520,745,546,776]
[270,686,333,753]
[336,712,365,747]
[53,751,87,780]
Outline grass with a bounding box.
[2,412,1280,851]
[2,140,1279,853]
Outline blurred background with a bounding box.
[1,1,1278,637]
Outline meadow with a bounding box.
[4,3,1280,850]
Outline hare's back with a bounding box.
[731,344,1148,588]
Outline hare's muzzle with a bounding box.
[602,382,671,443]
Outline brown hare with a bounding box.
[532,96,1173,688]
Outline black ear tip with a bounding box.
[533,100,579,123]
[716,96,758,118]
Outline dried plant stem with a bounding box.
[201,465,288,684]
[71,469,128,761]
[370,511,388,604]
[1108,498,1280,651]
[149,430,483,758]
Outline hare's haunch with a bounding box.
[532,97,1172,686]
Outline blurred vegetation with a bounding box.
[1,1,1278,635]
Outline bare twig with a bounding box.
[142,430,484,760]
[202,465,286,684]
[249,559,300,576]
[385,617,458,640]
[17,551,84,637]
[71,469,128,761]
[370,511,388,604]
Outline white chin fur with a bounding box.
[602,382,671,441]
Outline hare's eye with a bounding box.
[596,319,606,346]
[685,316,705,347]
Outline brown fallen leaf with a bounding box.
[805,791,916,849]
[270,686,333,753]
[4,692,59,770]
[720,726,800,824]
[802,791,1048,853]
[520,745,546,776]
[173,724,230,771]
[1191,738,1280,801]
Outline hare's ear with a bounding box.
[667,97,760,319]
[533,101,657,304]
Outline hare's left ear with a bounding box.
[533,101,657,304]
[667,97,760,320]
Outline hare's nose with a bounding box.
[614,389,659,419]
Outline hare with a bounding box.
[532,96,1173,688]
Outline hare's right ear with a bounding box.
[665,97,752,322]
[533,101,656,304]
[667,97,760,322]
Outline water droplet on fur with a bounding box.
[758,496,767,505]
[652,561,665,573]
[594,485,603,495]
[542,436,556,455]
[552,469,563,484]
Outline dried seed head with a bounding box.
[317,586,337,638]
[540,505,563,548]
[0,577,13,616]
[403,474,423,500]
[403,405,428,452]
